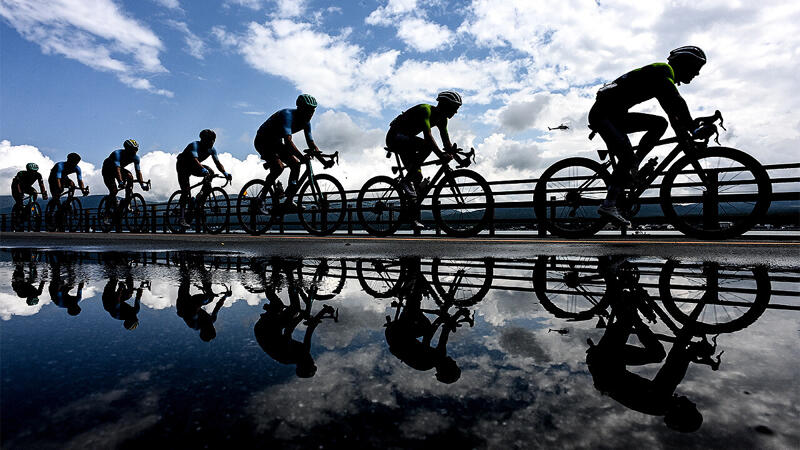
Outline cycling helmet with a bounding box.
[667,46,706,68]
[296,94,317,108]
[26,162,39,172]
[123,139,139,151]
[199,129,216,141]
[436,90,463,107]
[67,152,81,164]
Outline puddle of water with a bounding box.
[1,249,798,448]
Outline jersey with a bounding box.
[103,149,141,173]
[256,108,313,144]
[13,170,43,188]
[49,162,83,182]
[595,63,692,133]
[178,141,219,164]
[389,104,447,137]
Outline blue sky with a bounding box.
[2,0,799,198]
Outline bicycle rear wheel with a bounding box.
[356,258,405,298]
[123,193,148,232]
[236,179,276,235]
[44,200,59,232]
[96,196,115,233]
[201,188,230,234]
[533,255,610,320]
[165,191,186,233]
[659,260,770,334]
[356,176,406,236]
[297,174,346,236]
[432,169,493,237]
[660,147,771,239]
[10,204,23,231]
[296,258,347,300]
[534,158,611,238]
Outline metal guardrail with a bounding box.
[2,162,798,235]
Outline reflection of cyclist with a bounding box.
[586,262,706,432]
[176,129,231,228]
[48,153,88,200]
[254,257,337,378]
[383,257,470,384]
[48,253,85,316]
[176,255,230,342]
[11,163,48,209]
[386,91,462,198]
[101,139,149,224]
[102,274,144,331]
[12,252,45,306]
[589,46,706,225]
[254,94,320,213]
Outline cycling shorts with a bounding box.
[176,159,211,191]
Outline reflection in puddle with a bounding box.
[1,248,798,447]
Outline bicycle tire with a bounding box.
[431,258,494,306]
[356,176,406,237]
[533,255,610,320]
[297,174,346,236]
[44,200,59,232]
[29,202,42,232]
[236,179,276,235]
[123,193,148,233]
[65,198,82,232]
[10,204,23,231]
[660,147,771,240]
[658,260,770,334]
[165,191,186,234]
[296,258,347,300]
[96,196,115,233]
[201,187,230,234]
[356,259,405,298]
[533,157,611,238]
[432,169,493,237]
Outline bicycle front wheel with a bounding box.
[432,170,493,237]
[356,176,406,236]
[533,255,610,320]
[236,180,276,235]
[165,191,186,233]
[296,258,347,300]
[356,258,405,298]
[297,174,346,236]
[123,193,148,232]
[660,147,771,239]
[534,158,611,238]
[201,188,230,234]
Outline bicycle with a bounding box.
[356,146,494,237]
[10,191,42,232]
[236,149,345,236]
[97,178,151,233]
[44,183,88,232]
[165,171,231,234]
[534,110,771,239]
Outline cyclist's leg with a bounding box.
[256,137,285,195]
[622,112,668,161]
[48,177,63,202]
[101,165,119,210]
[11,181,25,209]
[589,106,633,209]
[388,131,426,190]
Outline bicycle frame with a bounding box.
[389,147,476,208]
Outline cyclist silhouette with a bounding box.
[47,252,85,316]
[585,257,718,433]
[11,249,44,306]
[383,257,473,384]
[253,257,338,378]
[175,254,231,342]
[102,270,144,331]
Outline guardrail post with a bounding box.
[151,205,157,233]
[347,204,354,235]
[489,207,496,236]
[703,169,719,231]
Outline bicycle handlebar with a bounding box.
[692,109,726,145]
[303,148,339,169]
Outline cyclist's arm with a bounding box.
[210,149,227,175]
[437,118,453,152]
[283,134,304,162]
[37,175,47,197]
[133,156,145,184]
[303,127,319,153]
[75,166,86,191]
[656,83,693,139]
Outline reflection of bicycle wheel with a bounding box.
[357,259,405,298]
[534,157,611,238]
[297,258,347,300]
[356,176,406,237]
[201,187,230,234]
[659,260,770,334]
[533,255,610,320]
[432,258,493,306]
[124,193,148,233]
[237,180,276,235]
[660,148,771,240]
[297,174,346,236]
[432,169,493,237]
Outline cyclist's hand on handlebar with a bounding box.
[42,192,48,200]
[82,188,89,197]
[224,172,232,181]
[201,167,210,176]
[118,181,126,189]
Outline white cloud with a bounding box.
[152,0,181,10]
[0,140,55,195]
[0,0,173,96]
[224,0,307,16]
[167,20,206,60]
[366,0,454,52]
